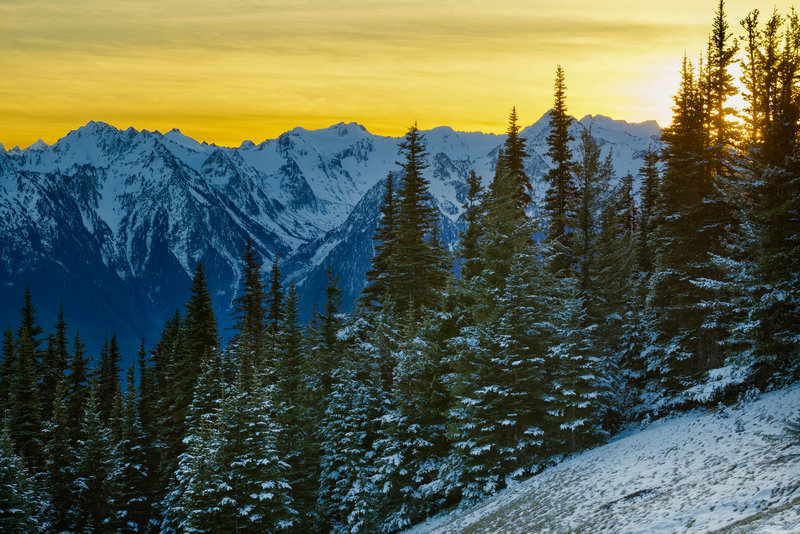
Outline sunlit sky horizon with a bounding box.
[1,0,796,149]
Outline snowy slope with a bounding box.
[408,385,800,534]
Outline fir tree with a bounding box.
[0,327,14,412]
[43,377,78,532]
[75,380,116,533]
[67,332,89,448]
[9,292,43,468]
[393,123,446,319]
[98,333,122,428]
[110,366,150,533]
[266,254,284,341]
[544,65,578,274]
[40,303,69,423]
[232,240,268,388]
[362,172,399,310]
[0,419,48,532]
[458,170,485,282]
[636,147,661,275]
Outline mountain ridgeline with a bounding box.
[0,113,659,357]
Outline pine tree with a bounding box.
[43,377,78,532]
[9,292,43,469]
[110,366,150,533]
[40,303,69,423]
[67,332,89,448]
[543,66,578,274]
[458,170,485,282]
[167,347,226,533]
[393,123,447,319]
[0,419,48,532]
[546,276,608,455]
[311,266,345,400]
[573,128,613,321]
[362,172,399,310]
[232,240,268,388]
[317,317,383,533]
[595,172,641,425]
[266,254,284,342]
[215,377,295,533]
[636,147,661,275]
[739,8,800,379]
[0,327,15,412]
[98,333,122,428]
[75,380,116,533]
[480,109,533,295]
[649,53,714,396]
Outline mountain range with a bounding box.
[0,112,661,361]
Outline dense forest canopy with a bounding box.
[1,2,798,532]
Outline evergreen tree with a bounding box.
[636,147,661,275]
[573,128,613,321]
[43,377,78,532]
[649,53,715,396]
[480,109,533,295]
[546,276,609,455]
[393,124,447,319]
[544,65,578,274]
[458,170,485,282]
[317,317,383,534]
[167,348,226,533]
[232,240,268,388]
[266,254,284,341]
[67,332,89,448]
[75,380,116,533]
[0,419,48,532]
[739,8,800,378]
[41,303,69,423]
[98,333,122,428]
[110,366,150,533]
[215,377,295,533]
[362,172,399,310]
[9,292,43,469]
[311,266,345,400]
[0,327,14,412]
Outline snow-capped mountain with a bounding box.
[0,113,661,359]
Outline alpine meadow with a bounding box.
[1,1,800,533]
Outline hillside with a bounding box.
[408,385,800,534]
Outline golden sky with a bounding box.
[0,0,795,149]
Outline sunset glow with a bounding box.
[1,0,795,148]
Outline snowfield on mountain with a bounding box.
[408,384,800,534]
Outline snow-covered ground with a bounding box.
[408,384,800,533]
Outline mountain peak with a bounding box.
[26,139,49,151]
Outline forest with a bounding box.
[1,3,798,533]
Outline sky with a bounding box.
[0,0,796,149]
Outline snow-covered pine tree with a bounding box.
[544,66,578,275]
[595,172,642,425]
[0,418,49,532]
[40,303,69,423]
[75,380,117,533]
[317,316,384,534]
[43,376,78,532]
[362,173,399,311]
[109,366,150,533]
[213,373,295,533]
[166,347,226,533]
[9,289,43,469]
[98,333,122,430]
[546,275,609,456]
